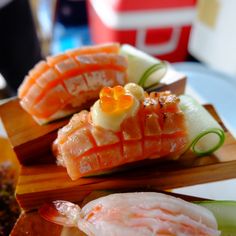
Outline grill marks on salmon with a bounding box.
[18,43,127,124]
[54,91,188,180]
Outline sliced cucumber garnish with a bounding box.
[197,201,236,235]
[138,61,167,89]
[120,44,167,89]
[179,95,225,156]
[190,128,225,156]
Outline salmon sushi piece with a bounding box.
[18,43,127,124]
[53,83,188,180]
[39,192,220,236]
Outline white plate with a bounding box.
[173,62,236,138]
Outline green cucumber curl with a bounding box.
[138,61,167,89]
[190,128,225,156]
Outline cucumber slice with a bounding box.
[197,201,236,235]
[120,44,167,88]
[179,95,225,156]
[138,62,167,89]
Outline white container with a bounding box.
[189,0,236,76]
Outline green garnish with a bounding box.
[190,128,225,156]
[196,201,236,235]
[179,95,225,157]
[138,61,167,88]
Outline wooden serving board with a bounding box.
[15,105,236,212]
[0,78,186,166]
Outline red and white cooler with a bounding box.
[87,0,196,62]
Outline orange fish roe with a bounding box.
[99,86,134,114]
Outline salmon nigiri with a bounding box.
[18,43,127,124]
[53,83,188,180]
[39,192,220,236]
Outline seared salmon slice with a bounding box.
[18,43,127,124]
[54,85,188,180]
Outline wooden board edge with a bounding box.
[15,159,236,212]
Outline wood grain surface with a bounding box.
[0,78,186,165]
[10,211,62,236]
